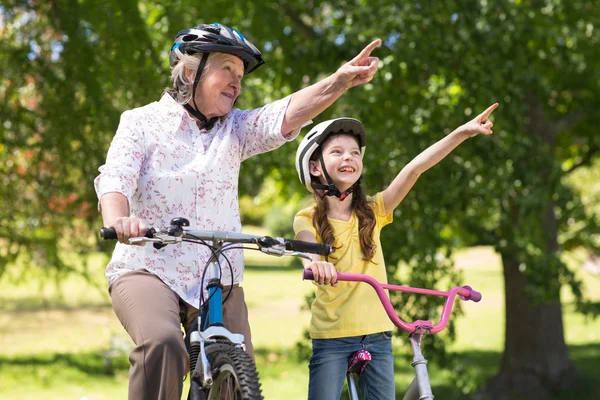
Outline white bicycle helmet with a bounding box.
[295,118,366,196]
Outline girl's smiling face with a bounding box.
[310,134,363,191]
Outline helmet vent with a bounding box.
[306,131,319,141]
[182,34,199,42]
[201,24,221,34]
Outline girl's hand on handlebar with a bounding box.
[306,261,338,287]
[111,216,147,246]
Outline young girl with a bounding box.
[293,103,498,399]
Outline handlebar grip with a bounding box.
[302,269,314,280]
[460,285,482,302]
[99,227,156,240]
[100,227,118,240]
[286,240,332,256]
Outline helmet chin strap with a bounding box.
[310,153,359,201]
[184,53,219,130]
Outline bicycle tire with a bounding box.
[201,345,263,400]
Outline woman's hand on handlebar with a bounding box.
[305,260,338,287]
[111,216,148,246]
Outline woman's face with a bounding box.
[309,134,363,192]
[193,53,244,119]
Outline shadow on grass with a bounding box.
[254,343,600,399]
[422,349,501,400]
[419,344,600,400]
[1,340,598,400]
[0,351,130,377]
[0,299,113,313]
[581,300,600,316]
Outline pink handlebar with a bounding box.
[302,269,481,334]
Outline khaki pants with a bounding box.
[109,269,253,400]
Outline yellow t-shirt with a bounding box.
[293,192,395,339]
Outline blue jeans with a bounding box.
[308,332,395,400]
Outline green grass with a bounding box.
[1,246,599,399]
[0,352,129,400]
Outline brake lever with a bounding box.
[129,233,181,249]
[129,237,160,244]
[288,251,312,261]
[259,246,286,257]
[259,246,312,261]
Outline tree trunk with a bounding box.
[475,204,579,399]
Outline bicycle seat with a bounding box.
[347,349,371,374]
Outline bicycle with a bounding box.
[302,269,482,400]
[100,217,332,400]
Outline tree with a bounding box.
[0,0,165,277]
[1,1,599,398]
[236,1,600,397]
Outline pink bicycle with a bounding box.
[303,270,482,400]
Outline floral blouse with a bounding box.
[94,93,300,307]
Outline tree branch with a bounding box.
[462,221,498,247]
[280,3,318,40]
[553,109,588,135]
[562,145,600,176]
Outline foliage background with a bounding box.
[1,0,599,399]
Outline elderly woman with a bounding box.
[94,22,380,399]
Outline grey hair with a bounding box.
[165,49,203,104]
[165,50,235,105]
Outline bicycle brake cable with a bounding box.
[183,236,221,308]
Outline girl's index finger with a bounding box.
[352,39,382,62]
[481,103,499,121]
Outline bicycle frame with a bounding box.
[303,270,481,400]
[175,229,282,391]
[187,237,247,390]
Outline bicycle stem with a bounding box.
[409,329,434,400]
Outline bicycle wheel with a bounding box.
[204,345,263,400]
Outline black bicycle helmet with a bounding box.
[170,23,264,74]
[169,23,265,129]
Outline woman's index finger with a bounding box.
[352,39,382,61]
[481,103,499,120]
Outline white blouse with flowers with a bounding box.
[94,93,300,307]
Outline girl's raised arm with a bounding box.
[382,103,498,214]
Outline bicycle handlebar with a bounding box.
[302,269,481,334]
[99,227,117,240]
[99,223,332,257]
[100,227,157,240]
[283,239,332,255]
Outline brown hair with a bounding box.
[310,134,377,261]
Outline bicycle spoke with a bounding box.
[208,364,240,400]
[203,346,263,400]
